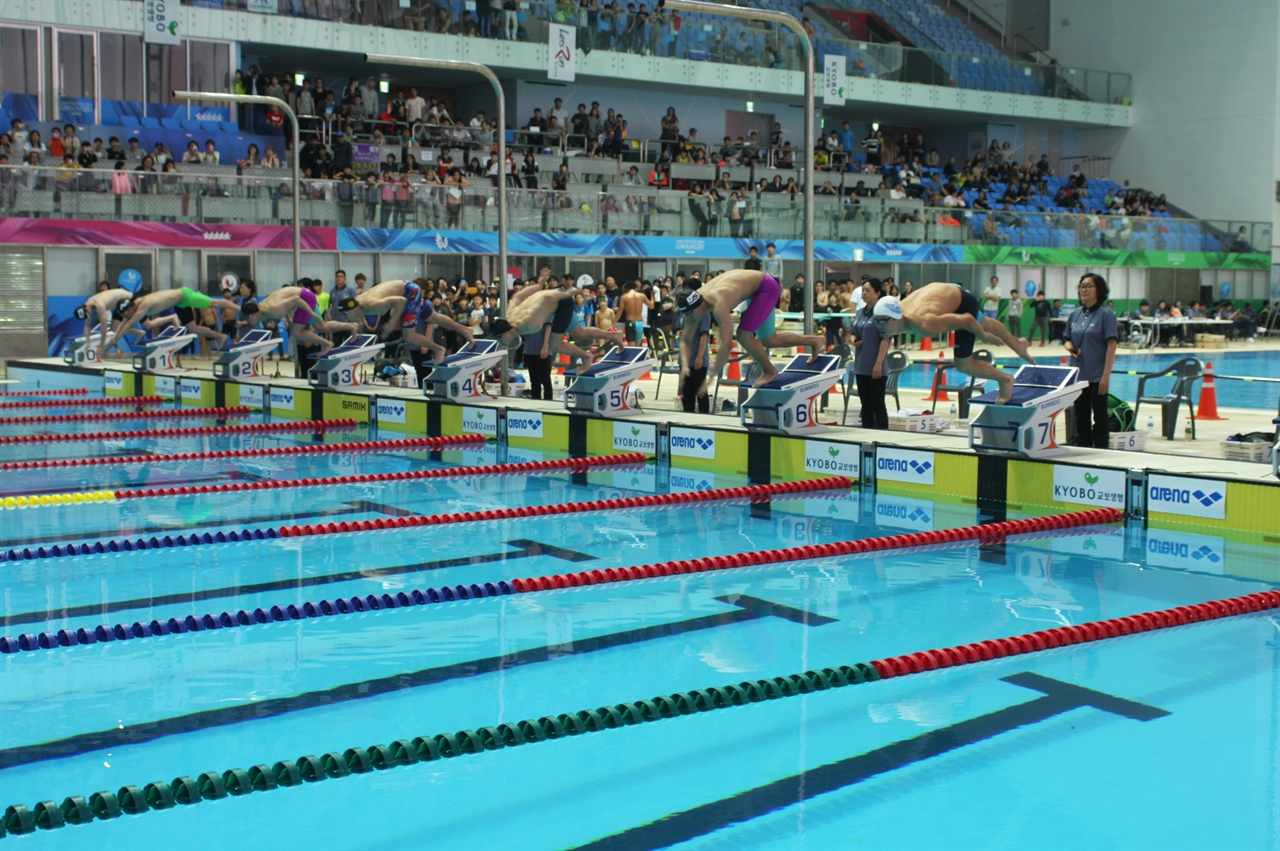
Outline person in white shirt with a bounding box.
[549,97,568,129]
[405,88,427,124]
[469,111,485,129]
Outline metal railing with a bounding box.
[3,164,1269,253]
[1059,156,1113,182]
[172,0,1132,105]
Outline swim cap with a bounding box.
[489,318,513,336]
[872,296,902,320]
[338,297,359,312]
[676,291,703,314]
[242,302,260,317]
[73,305,89,321]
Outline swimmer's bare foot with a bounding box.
[1010,336,1036,363]
[994,375,1014,404]
[575,352,597,375]
[606,330,625,348]
[752,366,780,387]
[805,336,825,361]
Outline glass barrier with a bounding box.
[173,0,1131,104]
[3,164,1264,254]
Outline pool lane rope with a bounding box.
[0,475,844,565]
[6,580,1276,836]
[0,505,1110,652]
[0,418,357,446]
[3,452,646,510]
[0,434,485,471]
[0,395,162,410]
[0,388,88,398]
[0,406,249,426]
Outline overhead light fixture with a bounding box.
[379,80,390,93]
[745,101,754,113]
[294,73,305,86]
[871,122,879,131]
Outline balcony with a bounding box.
[2,163,1267,256]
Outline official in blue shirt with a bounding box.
[850,277,891,429]
[1064,273,1119,448]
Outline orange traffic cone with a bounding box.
[925,352,950,402]
[948,331,955,349]
[920,335,933,351]
[1197,361,1226,420]
[1061,356,1068,366]
[554,350,571,375]
[727,340,741,382]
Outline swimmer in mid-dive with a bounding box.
[676,269,820,391]
[871,281,1035,404]
[347,279,430,337]
[76,288,146,355]
[248,284,356,356]
[401,292,475,365]
[489,286,625,374]
[109,286,240,352]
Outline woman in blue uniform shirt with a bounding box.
[1063,273,1119,448]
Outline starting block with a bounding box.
[63,325,106,366]
[213,330,280,381]
[132,326,196,373]
[968,365,1087,458]
[422,340,506,401]
[563,347,656,417]
[739,354,843,434]
[308,334,383,390]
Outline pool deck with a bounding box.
[8,354,1278,488]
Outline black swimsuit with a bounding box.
[951,284,981,359]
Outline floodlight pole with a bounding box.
[664,0,816,334]
[365,54,509,394]
[174,91,301,282]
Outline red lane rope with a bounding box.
[0,434,486,471]
[115,453,648,499]
[869,588,1280,679]
[0,406,250,425]
[0,395,162,410]
[0,419,358,445]
[503,508,1124,592]
[0,388,88,398]
[278,477,857,540]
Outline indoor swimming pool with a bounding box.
[0,384,1277,850]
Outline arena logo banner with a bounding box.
[874,494,935,531]
[268,387,295,412]
[1145,528,1226,574]
[669,427,717,460]
[507,411,544,439]
[875,447,935,485]
[374,397,407,424]
[1146,474,1227,521]
[669,468,717,493]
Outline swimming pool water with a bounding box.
[898,349,1280,412]
[0,388,1277,850]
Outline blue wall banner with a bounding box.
[338,228,964,262]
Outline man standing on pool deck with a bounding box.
[871,281,1036,404]
[246,283,356,357]
[618,281,653,350]
[77,286,144,355]
[490,286,624,374]
[109,286,240,352]
[676,269,822,391]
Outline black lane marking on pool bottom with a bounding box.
[573,673,1170,851]
[1,540,593,628]
[0,594,834,769]
[0,501,408,551]
[0,470,268,498]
